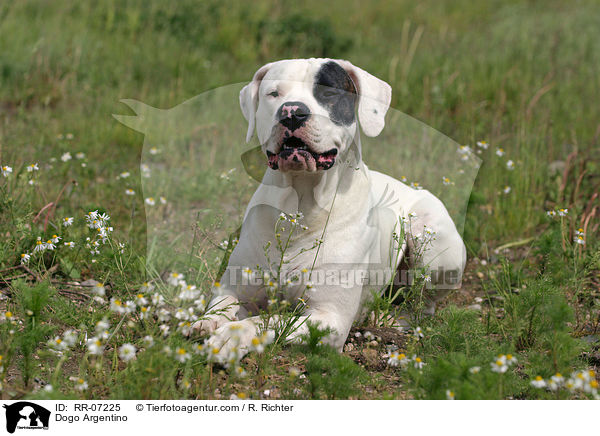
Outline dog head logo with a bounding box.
[3,402,51,433]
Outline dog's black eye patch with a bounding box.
[313,61,357,126]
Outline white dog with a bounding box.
[192,58,465,359]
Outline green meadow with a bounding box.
[0,0,598,399]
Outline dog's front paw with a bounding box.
[191,314,235,336]
[204,320,259,366]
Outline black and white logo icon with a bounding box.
[2,402,50,433]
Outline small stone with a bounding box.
[467,304,482,311]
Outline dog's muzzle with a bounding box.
[267,137,338,172]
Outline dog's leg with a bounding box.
[191,294,240,335]
[405,191,467,315]
[205,309,353,363]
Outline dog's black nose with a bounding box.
[278,101,310,131]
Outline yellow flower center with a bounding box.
[177,348,186,355]
[415,357,422,363]
[535,376,543,381]
[5,311,12,318]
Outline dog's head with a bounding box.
[240,59,391,173]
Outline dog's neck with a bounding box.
[264,139,369,221]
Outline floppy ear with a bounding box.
[239,62,274,143]
[335,60,392,137]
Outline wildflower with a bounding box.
[159,324,170,337]
[64,241,75,248]
[503,186,511,194]
[506,160,515,170]
[446,390,455,400]
[476,140,489,150]
[414,326,424,339]
[34,238,45,253]
[93,283,106,297]
[139,306,151,319]
[149,147,160,155]
[44,240,56,250]
[469,366,481,374]
[43,384,53,392]
[151,292,165,306]
[175,347,191,363]
[2,165,13,177]
[86,337,104,355]
[62,217,74,227]
[574,235,585,245]
[27,163,39,172]
[410,181,423,190]
[49,336,67,351]
[61,152,72,162]
[181,285,201,302]
[119,171,130,179]
[496,148,505,157]
[124,300,137,314]
[141,164,151,178]
[387,352,409,368]
[118,344,137,362]
[75,378,88,391]
[401,176,408,182]
[63,329,77,347]
[20,253,31,264]
[145,197,155,206]
[135,293,148,306]
[51,234,61,244]
[491,356,508,373]
[168,272,184,286]
[249,331,275,354]
[66,133,74,140]
[506,354,517,365]
[95,318,110,333]
[177,321,192,335]
[551,373,564,385]
[110,298,125,314]
[195,297,207,311]
[242,267,253,280]
[413,355,425,369]
[234,366,247,377]
[125,188,135,196]
[442,176,453,186]
[530,376,546,388]
[457,146,472,161]
[75,152,85,159]
[557,208,568,217]
[160,196,167,204]
[142,335,154,347]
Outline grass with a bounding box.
[0,0,599,400]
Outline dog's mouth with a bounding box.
[267,137,338,172]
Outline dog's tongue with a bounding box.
[278,149,317,172]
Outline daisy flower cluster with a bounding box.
[530,369,599,398]
[546,208,568,218]
[387,352,425,370]
[459,140,516,194]
[490,353,517,373]
[201,323,275,374]
[47,329,78,355]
